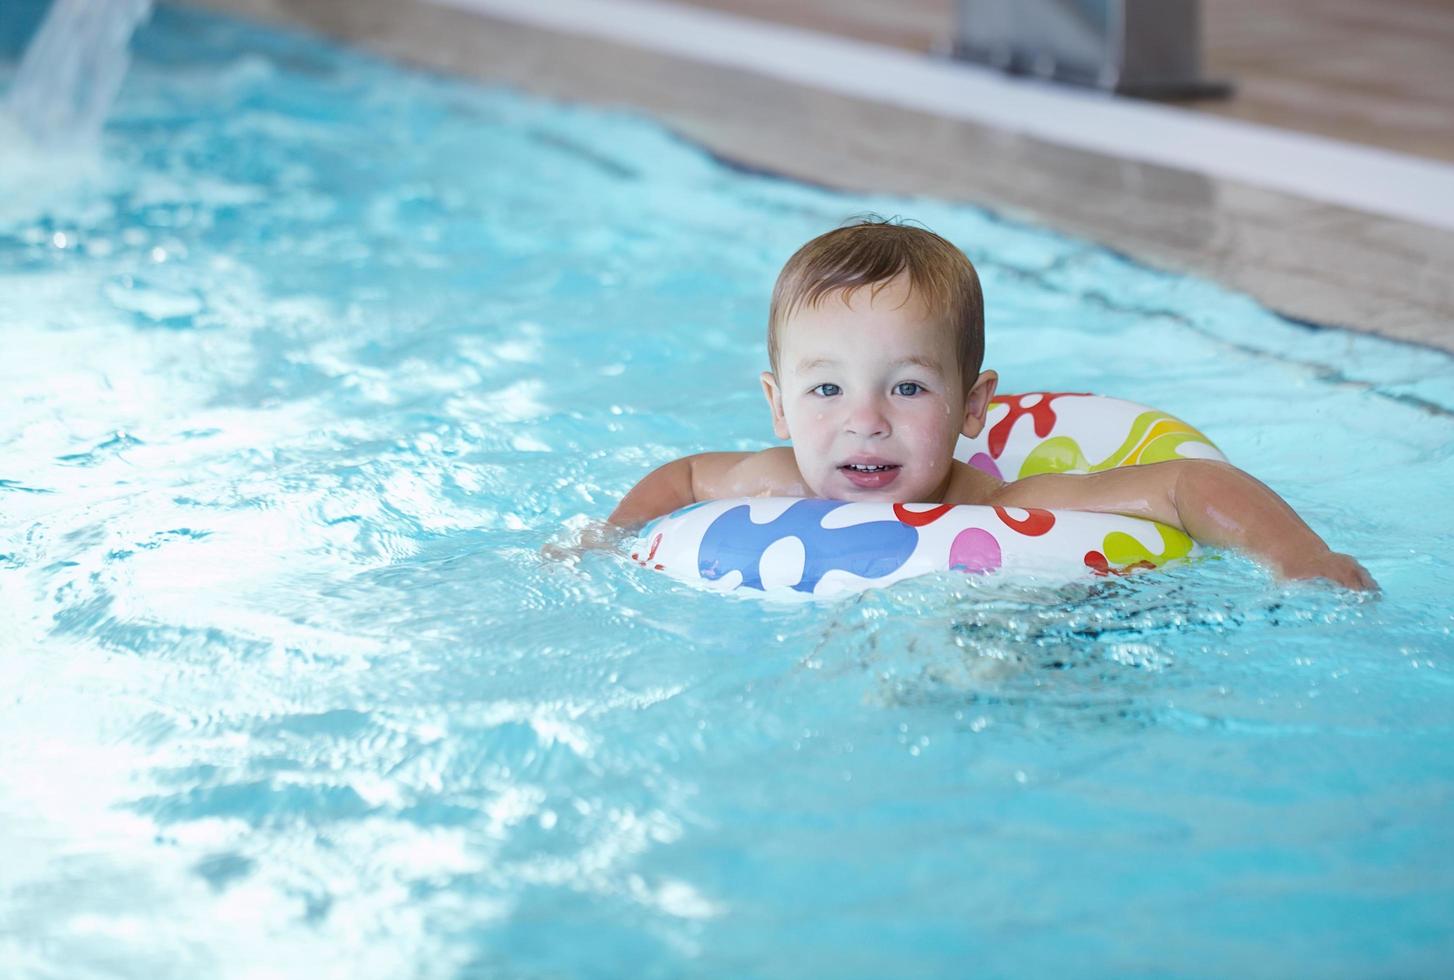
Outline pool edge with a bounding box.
[169,0,1454,354]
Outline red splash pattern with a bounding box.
[892,503,955,527]
[994,506,1055,537]
[631,532,664,571]
[987,392,1090,458]
[1083,551,1156,577]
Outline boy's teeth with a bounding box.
[845,464,893,472]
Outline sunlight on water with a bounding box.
[1,3,1452,977]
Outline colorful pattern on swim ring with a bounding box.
[631,393,1226,598]
[958,391,1224,480]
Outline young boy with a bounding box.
[607,221,1376,590]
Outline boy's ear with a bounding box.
[960,370,999,439]
[760,371,790,440]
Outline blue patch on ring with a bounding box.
[697,499,919,593]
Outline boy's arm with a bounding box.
[543,449,797,562]
[608,450,797,530]
[544,454,732,563]
[607,455,708,530]
[992,459,1377,590]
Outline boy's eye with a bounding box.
[811,383,841,397]
[894,382,923,396]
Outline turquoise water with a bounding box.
[2,4,1453,976]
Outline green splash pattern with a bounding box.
[1102,522,1196,567]
[1018,411,1217,478]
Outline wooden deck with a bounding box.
[667,0,1454,164]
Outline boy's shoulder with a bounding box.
[690,447,807,500]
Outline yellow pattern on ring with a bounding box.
[1102,522,1195,567]
[1018,411,1217,478]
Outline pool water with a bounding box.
[2,4,1453,976]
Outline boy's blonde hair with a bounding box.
[767,220,985,388]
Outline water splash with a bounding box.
[4,0,152,143]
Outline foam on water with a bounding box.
[2,3,1453,977]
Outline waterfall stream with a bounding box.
[5,0,153,143]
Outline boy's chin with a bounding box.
[815,475,914,503]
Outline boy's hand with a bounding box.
[1277,549,1379,591]
[540,520,629,563]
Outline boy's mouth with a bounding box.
[839,461,901,490]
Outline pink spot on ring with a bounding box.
[967,452,1002,479]
[949,527,1002,575]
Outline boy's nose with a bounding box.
[845,397,891,438]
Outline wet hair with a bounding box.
[767,218,985,388]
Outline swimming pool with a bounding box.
[2,3,1453,976]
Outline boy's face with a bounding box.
[761,272,997,503]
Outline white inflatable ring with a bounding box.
[631,392,1227,598]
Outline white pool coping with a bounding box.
[427,0,1454,232]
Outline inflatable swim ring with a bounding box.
[631,392,1227,598]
